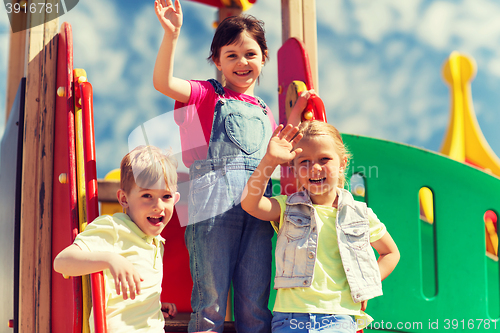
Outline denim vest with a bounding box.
[274,188,383,303]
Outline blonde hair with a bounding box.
[294,120,351,188]
[120,145,178,194]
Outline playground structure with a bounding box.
[419,52,500,258]
[1,1,499,333]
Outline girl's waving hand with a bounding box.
[153,0,191,103]
[265,124,304,166]
[242,125,302,222]
[155,0,183,37]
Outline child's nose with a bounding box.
[152,198,162,210]
[312,162,322,171]
[238,56,248,65]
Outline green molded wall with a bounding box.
[270,134,500,332]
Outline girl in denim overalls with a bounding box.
[242,121,400,333]
[153,1,310,332]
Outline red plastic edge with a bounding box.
[51,21,83,333]
[80,82,107,333]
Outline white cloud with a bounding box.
[487,58,500,77]
[63,0,129,96]
[349,0,424,43]
[416,1,456,50]
[352,0,395,43]
[415,0,500,59]
[2,0,500,175]
[316,0,349,34]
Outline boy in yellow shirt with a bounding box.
[54,145,180,332]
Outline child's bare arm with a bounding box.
[241,124,302,221]
[371,232,400,281]
[54,244,143,300]
[153,0,191,103]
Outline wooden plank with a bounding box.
[6,12,27,122]
[18,1,58,332]
[96,179,120,202]
[280,0,303,43]
[302,0,318,93]
[280,0,319,93]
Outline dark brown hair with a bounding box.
[208,15,268,64]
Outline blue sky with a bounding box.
[2,0,500,178]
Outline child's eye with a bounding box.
[300,160,309,164]
[142,193,152,198]
[246,52,256,57]
[163,194,172,199]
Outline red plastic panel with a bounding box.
[80,81,107,333]
[161,173,193,312]
[277,37,315,126]
[277,38,315,195]
[186,0,224,8]
[51,21,82,333]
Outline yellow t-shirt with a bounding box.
[74,213,165,333]
[272,195,386,329]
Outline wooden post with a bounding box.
[18,1,58,332]
[281,0,319,92]
[281,0,303,43]
[301,0,318,92]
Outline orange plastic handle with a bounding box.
[301,94,326,122]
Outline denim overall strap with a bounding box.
[188,80,273,222]
[204,83,272,163]
[208,78,225,96]
[185,80,274,332]
[255,96,267,114]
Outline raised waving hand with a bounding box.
[155,0,183,37]
[265,124,304,167]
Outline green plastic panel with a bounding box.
[269,134,499,332]
[342,134,500,332]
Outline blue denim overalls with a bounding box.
[185,79,274,333]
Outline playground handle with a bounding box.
[80,82,107,333]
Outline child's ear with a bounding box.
[262,50,268,64]
[173,192,181,205]
[341,156,348,169]
[213,57,222,71]
[117,189,129,209]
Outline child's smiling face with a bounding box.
[118,180,180,237]
[293,136,346,206]
[214,31,266,96]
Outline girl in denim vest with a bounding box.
[153,1,312,332]
[242,121,400,333]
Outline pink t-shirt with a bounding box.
[174,80,277,167]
